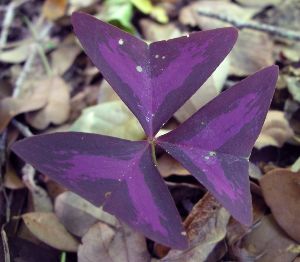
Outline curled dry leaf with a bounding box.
[241,215,299,262]
[162,193,230,261]
[22,212,79,252]
[255,110,294,149]
[70,100,145,140]
[78,222,150,262]
[179,1,274,76]
[55,191,117,237]
[25,76,71,130]
[0,89,48,133]
[260,169,300,242]
[22,164,53,212]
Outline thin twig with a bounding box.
[12,19,52,98]
[197,9,300,41]
[1,226,10,262]
[12,119,33,137]
[0,0,28,50]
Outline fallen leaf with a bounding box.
[162,193,230,261]
[229,29,274,76]
[69,85,100,122]
[255,110,294,149]
[286,76,300,103]
[241,215,299,261]
[258,0,300,31]
[55,191,117,237]
[25,76,71,129]
[50,35,81,75]
[22,212,79,252]
[42,0,67,20]
[4,162,25,190]
[260,169,300,242]
[235,0,282,8]
[157,154,189,177]
[140,19,181,42]
[22,164,53,212]
[70,100,145,140]
[179,1,274,76]
[78,222,150,262]
[0,44,30,63]
[78,223,115,262]
[179,1,258,30]
[109,223,151,262]
[0,90,48,133]
[174,57,230,122]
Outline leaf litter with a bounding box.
[0,0,300,261]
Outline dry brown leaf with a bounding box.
[241,215,299,262]
[4,162,25,190]
[55,191,117,237]
[174,58,230,122]
[230,29,274,76]
[51,35,81,75]
[0,44,30,63]
[140,19,182,42]
[78,223,115,262]
[255,110,294,149]
[69,86,100,122]
[235,0,282,8]
[179,1,274,76]
[42,0,67,20]
[179,1,258,30]
[157,154,189,177]
[0,91,48,133]
[78,222,150,262]
[25,76,71,129]
[22,164,53,212]
[162,193,230,261]
[260,169,300,243]
[22,212,79,252]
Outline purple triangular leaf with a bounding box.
[158,66,279,224]
[71,12,237,136]
[12,132,187,249]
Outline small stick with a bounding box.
[12,119,33,137]
[197,9,300,41]
[12,19,52,98]
[0,0,28,50]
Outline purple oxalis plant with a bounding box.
[12,12,278,249]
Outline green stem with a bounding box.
[151,141,158,166]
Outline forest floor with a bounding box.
[0,0,300,261]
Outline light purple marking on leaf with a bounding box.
[159,66,279,157]
[71,12,238,136]
[11,132,187,249]
[159,142,252,225]
[158,66,279,224]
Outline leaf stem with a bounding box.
[151,141,158,167]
